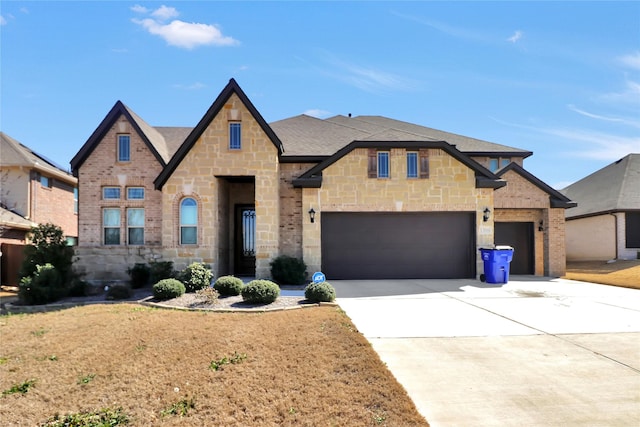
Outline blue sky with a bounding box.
[1,1,639,189]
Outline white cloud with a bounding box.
[152,5,179,21]
[132,5,239,49]
[0,15,6,26]
[131,4,148,14]
[619,51,640,70]
[543,128,640,160]
[303,109,332,119]
[19,7,29,14]
[507,30,523,43]
[600,79,640,105]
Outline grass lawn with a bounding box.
[564,259,640,289]
[0,304,428,426]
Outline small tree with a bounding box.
[18,223,74,304]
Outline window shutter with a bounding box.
[419,149,429,178]
[368,148,377,178]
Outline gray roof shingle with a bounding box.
[272,114,531,157]
[562,154,640,218]
[1,132,76,183]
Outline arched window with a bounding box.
[180,198,197,245]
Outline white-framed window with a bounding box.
[103,187,121,200]
[127,208,144,245]
[407,152,418,178]
[127,187,145,200]
[229,123,241,150]
[74,188,78,214]
[377,151,390,178]
[118,135,130,162]
[180,198,197,245]
[103,208,121,245]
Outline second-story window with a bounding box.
[103,187,121,200]
[407,152,418,178]
[377,152,390,178]
[229,123,241,150]
[40,175,51,188]
[74,188,78,214]
[118,135,130,162]
[127,187,145,200]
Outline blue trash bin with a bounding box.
[480,246,514,284]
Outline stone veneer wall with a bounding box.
[301,148,494,275]
[160,94,279,278]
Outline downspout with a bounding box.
[609,212,618,260]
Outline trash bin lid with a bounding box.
[495,245,514,250]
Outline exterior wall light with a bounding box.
[538,220,544,231]
[308,208,316,223]
[483,208,491,222]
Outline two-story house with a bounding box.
[1,132,78,285]
[71,79,575,283]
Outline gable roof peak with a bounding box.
[154,78,284,189]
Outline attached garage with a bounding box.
[321,212,476,279]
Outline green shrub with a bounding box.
[241,279,280,304]
[106,283,132,300]
[179,262,213,293]
[41,407,129,426]
[18,263,64,305]
[149,261,175,284]
[68,278,87,297]
[153,279,185,301]
[304,281,336,303]
[19,223,74,286]
[213,275,244,296]
[128,263,150,289]
[270,255,307,285]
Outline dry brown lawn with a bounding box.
[0,304,428,426]
[564,259,640,289]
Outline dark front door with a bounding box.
[321,212,475,279]
[234,205,256,276]
[495,222,534,274]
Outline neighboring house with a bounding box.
[70,79,575,283]
[0,132,78,285]
[562,154,640,261]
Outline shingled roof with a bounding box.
[1,132,76,183]
[562,154,640,219]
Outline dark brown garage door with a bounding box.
[495,222,534,275]
[321,212,475,279]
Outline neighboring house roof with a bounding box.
[0,205,35,230]
[0,132,77,184]
[562,154,640,219]
[293,140,506,189]
[70,101,170,175]
[496,163,577,209]
[154,78,284,189]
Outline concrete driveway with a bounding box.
[333,277,640,426]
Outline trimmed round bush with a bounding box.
[270,255,307,285]
[304,281,336,303]
[153,278,185,301]
[179,262,213,293]
[241,279,280,304]
[213,275,244,296]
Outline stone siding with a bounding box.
[161,94,280,278]
[278,163,305,259]
[302,148,494,275]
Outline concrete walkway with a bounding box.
[333,277,640,426]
